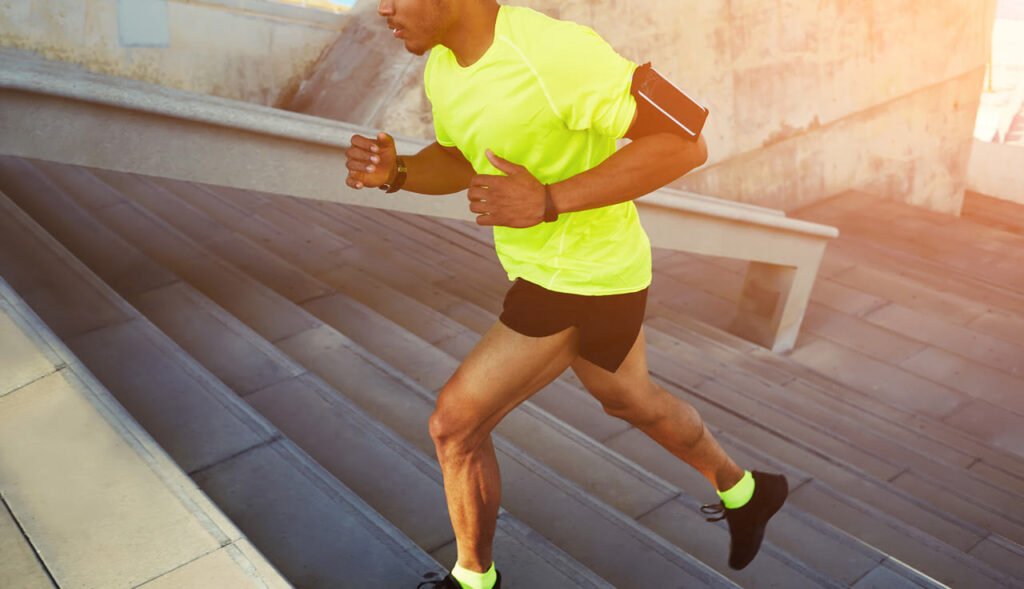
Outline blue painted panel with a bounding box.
[118,0,170,48]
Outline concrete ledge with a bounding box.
[0,49,360,151]
[0,49,838,352]
[176,0,350,28]
[0,275,290,589]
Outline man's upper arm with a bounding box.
[624,68,663,141]
[624,107,640,140]
[439,143,470,166]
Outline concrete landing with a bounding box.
[0,275,290,589]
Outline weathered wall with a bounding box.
[287,0,997,214]
[0,0,347,106]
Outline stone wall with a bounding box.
[0,0,348,106]
[286,0,997,214]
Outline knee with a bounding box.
[428,407,463,452]
[604,403,659,428]
[600,383,666,428]
[429,387,484,460]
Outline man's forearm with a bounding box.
[548,134,708,214]
[397,142,476,195]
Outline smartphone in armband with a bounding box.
[631,62,709,142]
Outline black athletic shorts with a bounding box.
[498,278,649,374]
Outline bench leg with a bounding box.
[729,254,821,353]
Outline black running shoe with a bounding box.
[417,570,503,588]
[701,471,789,570]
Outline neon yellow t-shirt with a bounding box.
[423,5,651,296]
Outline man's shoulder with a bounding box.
[502,5,558,27]
[502,7,623,74]
[502,6,591,47]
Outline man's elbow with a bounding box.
[670,134,707,174]
[648,132,707,177]
[692,135,708,167]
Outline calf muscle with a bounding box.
[573,329,744,491]
[431,320,578,571]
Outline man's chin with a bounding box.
[402,40,430,56]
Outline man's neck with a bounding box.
[445,1,501,67]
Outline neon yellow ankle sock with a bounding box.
[718,470,755,509]
[452,562,497,589]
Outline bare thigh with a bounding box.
[433,320,580,445]
[570,327,663,422]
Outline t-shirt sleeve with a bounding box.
[536,22,638,138]
[423,50,457,147]
[431,109,457,147]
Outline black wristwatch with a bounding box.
[380,156,407,193]
[543,184,559,223]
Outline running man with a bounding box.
[345,2,789,587]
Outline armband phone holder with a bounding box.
[630,62,709,142]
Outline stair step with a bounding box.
[860,302,1024,380]
[962,192,1024,237]
[339,205,1019,512]
[647,309,1024,499]
[405,213,1024,475]
[794,192,1024,299]
[647,335,1024,541]
[644,254,1024,487]
[86,169,785,587]
[828,237,1024,318]
[5,157,618,588]
[0,276,291,589]
[174,197,958,586]
[33,160,734,587]
[323,218,1003,589]
[649,245,1024,445]
[19,156,1019,585]
[300,212,1020,586]
[0,185,445,587]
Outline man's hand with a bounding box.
[346,132,397,189]
[469,150,546,227]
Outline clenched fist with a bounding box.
[346,132,397,189]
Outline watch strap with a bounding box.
[381,156,408,193]
[543,184,558,223]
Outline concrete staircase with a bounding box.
[0,159,622,588]
[2,155,1023,587]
